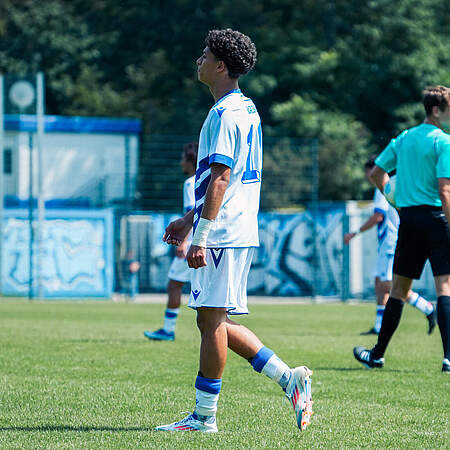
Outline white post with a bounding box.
[36,73,45,298]
[0,75,4,295]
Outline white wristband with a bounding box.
[192,217,213,247]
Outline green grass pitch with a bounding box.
[0,299,448,448]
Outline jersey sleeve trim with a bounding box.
[374,207,386,216]
[209,154,234,168]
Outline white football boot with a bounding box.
[155,412,218,432]
[285,366,313,431]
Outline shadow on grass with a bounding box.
[0,425,152,432]
[315,367,404,372]
[65,339,143,344]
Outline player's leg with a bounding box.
[362,251,392,335]
[144,279,183,341]
[373,274,412,355]
[155,307,228,433]
[354,208,429,368]
[225,317,263,357]
[193,307,227,421]
[354,274,412,368]
[226,317,294,389]
[406,289,436,334]
[145,254,190,341]
[371,277,390,334]
[156,249,230,433]
[225,317,313,430]
[197,307,228,377]
[428,204,450,372]
[434,274,450,372]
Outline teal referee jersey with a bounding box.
[376,123,450,207]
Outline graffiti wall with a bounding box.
[2,209,114,297]
[125,206,347,297]
[249,208,345,296]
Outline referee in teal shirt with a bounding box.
[354,85,450,373]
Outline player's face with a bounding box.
[365,168,375,186]
[180,153,191,175]
[196,47,219,85]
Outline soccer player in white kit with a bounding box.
[155,29,313,433]
[144,142,197,341]
[345,156,436,335]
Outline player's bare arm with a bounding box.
[344,212,384,244]
[187,163,231,269]
[175,237,190,258]
[370,165,389,193]
[438,177,450,224]
[163,208,195,246]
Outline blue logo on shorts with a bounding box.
[192,289,201,300]
[210,248,225,268]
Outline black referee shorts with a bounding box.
[393,206,450,279]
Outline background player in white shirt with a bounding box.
[156,29,312,433]
[144,142,197,341]
[344,156,435,334]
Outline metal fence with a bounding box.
[136,135,318,212]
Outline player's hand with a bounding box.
[186,245,207,269]
[163,217,191,246]
[175,242,188,258]
[343,232,356,245]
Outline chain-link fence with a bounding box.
[136,135,318,212]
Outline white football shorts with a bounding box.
[188,247,255,315]
[375,250,394,282]
[168,256,192,283]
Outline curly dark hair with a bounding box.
[205,29,257,79]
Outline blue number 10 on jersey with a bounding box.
[242,123,262,184]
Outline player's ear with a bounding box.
[216,60,226,73]
[431,105,440,118]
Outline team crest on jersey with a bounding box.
[247,104,256,114]
[192,289,201,300]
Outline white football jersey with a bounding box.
[373,189,399,253]
[183,175,195,213]
[194,89,262,248]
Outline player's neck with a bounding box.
[423,116,441,129]
[209,80,240,103]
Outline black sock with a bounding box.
[373,297,404,359]
[437,296,450,360]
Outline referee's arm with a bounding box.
[370,165,390,193]
[439,178,450,224]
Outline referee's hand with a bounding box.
[186,245,207,269]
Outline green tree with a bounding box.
[0,0,449,204]
[270,95,374,200]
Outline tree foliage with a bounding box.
[0,0,448,202]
